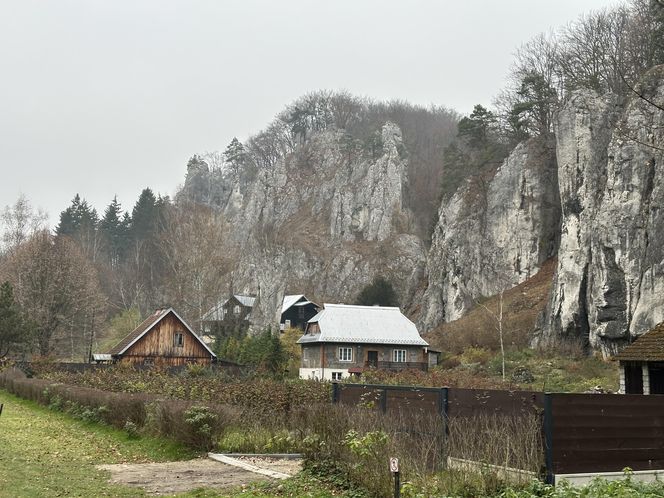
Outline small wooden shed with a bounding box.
[614,322,664,394]
[107,308,216,366]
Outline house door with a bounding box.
[625,363,643,394]
[367,351,378,368]
[649,363,664,394]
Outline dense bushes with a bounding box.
[34,364,330,417]
[0,367,324,452]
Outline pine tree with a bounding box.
[130,188,158,239]
[99,196,126,266]
[56,194,83,237]
[223,137,246,174]
[356,276,399,307]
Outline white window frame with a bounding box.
[331,372,343,381]
[393,349,407,363]
[338,347,353,362]
[234,305,241,315]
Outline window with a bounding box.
[174,332,184,347]
[331,372,343,381]
[234,305,241,315]
[393,349,407,362]
[339,347,353,362]
[298,306,305,319]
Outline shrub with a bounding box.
[123,421,140,439]
[184,405,219,451]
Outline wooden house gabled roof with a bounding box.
[108,308,216,358]
[614,322,664,362]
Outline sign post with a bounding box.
[389,457,400,498]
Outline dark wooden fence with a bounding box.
[548,393,664,476]
[333,383,664,483]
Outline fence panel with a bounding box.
[448,388,543,418]
[335,383,664,479]
[550,393,664,474]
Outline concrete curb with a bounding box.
[207,453,293,480]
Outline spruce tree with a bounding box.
[99,196,125,265]
[356,276,399,307]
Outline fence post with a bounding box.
[381,388,388,413]
[543,393,554,485]
[439,387,449,469]
[332,382,340,404]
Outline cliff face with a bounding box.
[419,137,560,330]
[183,69,664,352]
[533,90,621,349]
[536,66,664,354]
[185,122,426,327]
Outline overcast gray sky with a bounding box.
[1,0,616,224]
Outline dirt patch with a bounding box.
[98,458,274,495]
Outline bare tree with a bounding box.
[0,231,105,358]
[161,203,235,329]
[1,195,47,254]
[477,290,506,382]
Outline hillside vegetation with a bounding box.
[410,260,617,393]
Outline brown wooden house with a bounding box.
[614,321,664,394]
[107,308,216,366]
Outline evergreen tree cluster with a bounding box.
[217,328,286,376]
[56,188,169,268]
[356,276,399,307]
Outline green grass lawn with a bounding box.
[0,390,341,498]
[0,389,194,497]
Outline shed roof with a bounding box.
[234,295,257,308]
[614,322,664,361]
[297,304,428,346]
[107,308,216,358]
[281,294,319,314]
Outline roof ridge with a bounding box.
[324,303,400,310]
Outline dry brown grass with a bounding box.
[426,258,556,355]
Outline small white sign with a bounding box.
[389,457,399,473]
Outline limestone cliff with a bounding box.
[181,69,664,353]
[536,66,664,355]
[183,122,426,327]
[419,136,560,330]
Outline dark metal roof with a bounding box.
[614,322,664,361]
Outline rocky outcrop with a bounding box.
[536,66,664,355]
[533,90,620,348]
[184,122,425,328]
[181,70,664,353]
[420,136,560,330]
